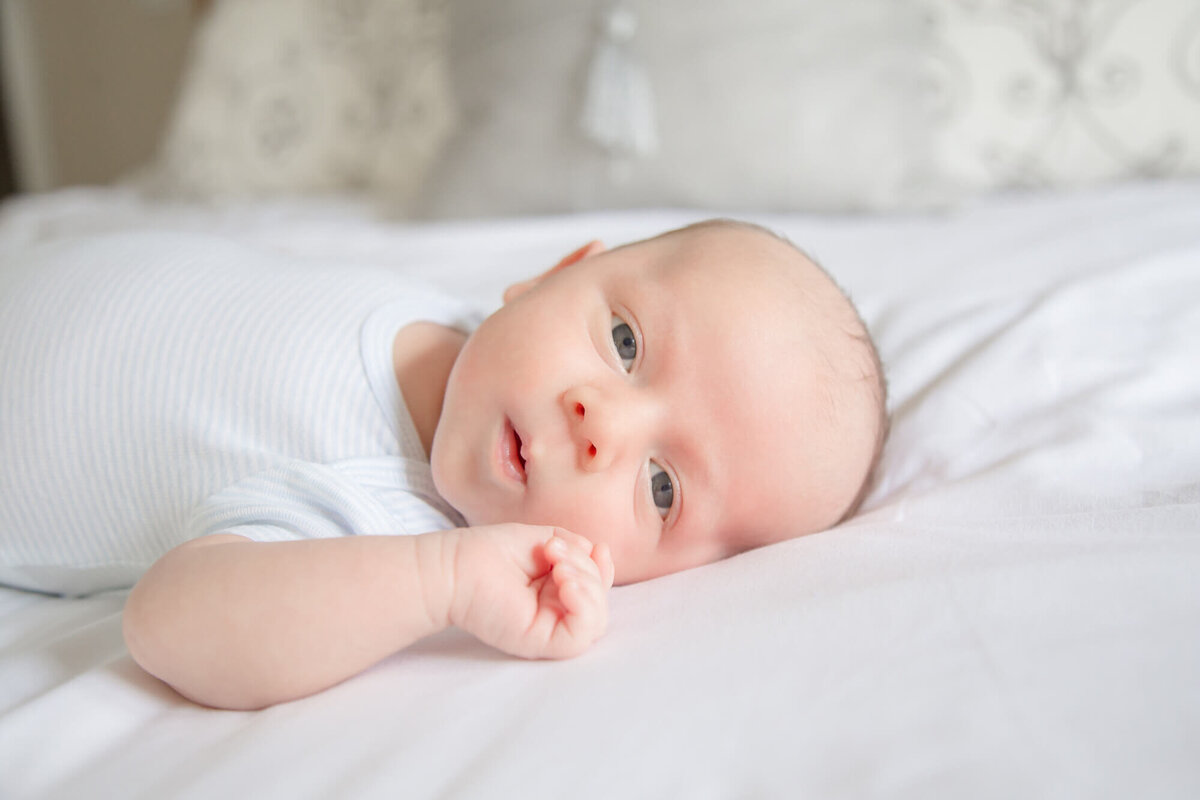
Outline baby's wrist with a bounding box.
[411,529,460,631]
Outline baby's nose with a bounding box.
[563,386,621,472]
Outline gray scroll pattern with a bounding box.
[920,0,1200,189]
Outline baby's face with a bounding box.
[430,224,877,584]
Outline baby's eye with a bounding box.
[649,461,674,520]
[611,314,637,372]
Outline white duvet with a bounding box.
[0,181,1197,799]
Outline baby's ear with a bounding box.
[503,240,606,304]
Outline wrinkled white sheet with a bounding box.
[1,182,1198,799]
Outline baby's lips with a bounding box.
[499,417,527,484]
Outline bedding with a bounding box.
[1,180,1198,798]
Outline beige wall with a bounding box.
[1,0,201,191]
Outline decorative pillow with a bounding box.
[141,0,452,204]
[413,0,949,218]
[918,0,1200,192]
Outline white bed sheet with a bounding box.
[1,182,1198,799]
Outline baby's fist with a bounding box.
[541,531,615,653]
[449,525,614,660]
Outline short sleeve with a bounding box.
[185,459,432,543]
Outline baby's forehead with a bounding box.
[702,353,875,549]
[651,221,803,273]
[662,226,843,315]
[627,225,878,540]
[637,230,834,339]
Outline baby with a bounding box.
[0,219,886,709]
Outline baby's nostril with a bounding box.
[575,402,585,418]
[588,443,597,458]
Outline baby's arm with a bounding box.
[123,525,613,710]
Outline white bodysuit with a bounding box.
[0,232,472,595]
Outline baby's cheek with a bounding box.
[531,495,637,561]
[429,451,492,527]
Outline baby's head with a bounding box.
[431,219,887,584]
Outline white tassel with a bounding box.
[579,5,658,160]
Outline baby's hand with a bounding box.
[448,524,615,660]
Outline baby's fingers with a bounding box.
[591,542,615,589]
[553,560,604,615]
[544,534,602,580]
[543,531,613,589]
[549,573,608,657]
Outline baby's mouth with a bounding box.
[501,418,527,484]
[515,429,527,473]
